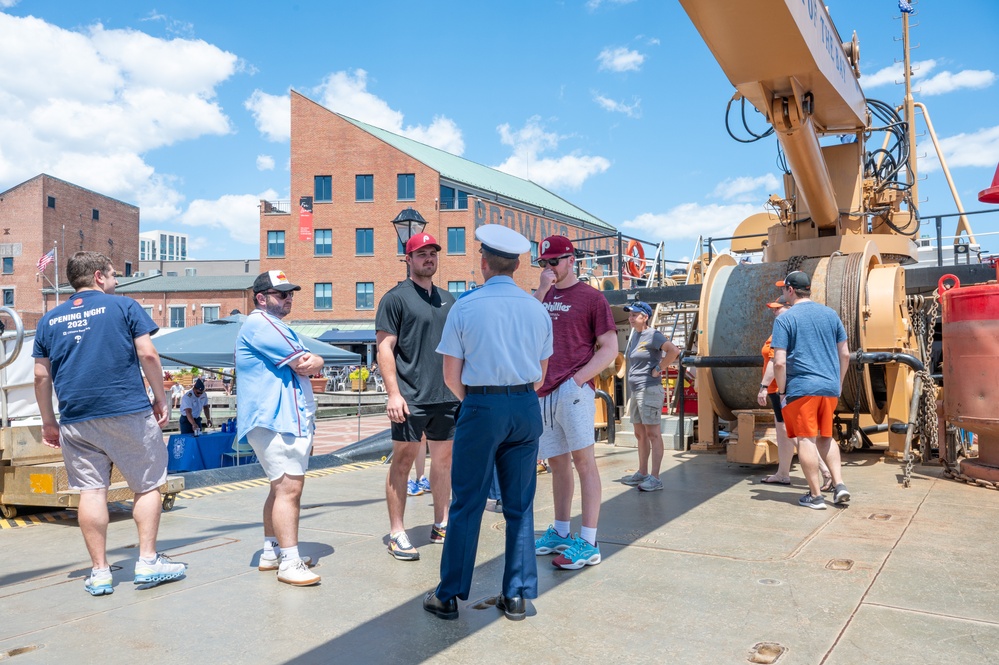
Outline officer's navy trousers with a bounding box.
[436,390,542,601]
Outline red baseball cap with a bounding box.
[538,235,574,260]
[405,233,441,254]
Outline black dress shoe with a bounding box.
[423,591,458,620]
[495,594,526,621]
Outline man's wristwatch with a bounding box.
[759,384,768,389]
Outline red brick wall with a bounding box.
[0,175,140,330]
[258,92,615,323]
[41,288,253,330]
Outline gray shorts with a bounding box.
[538,379,596,459]
[629,385,665,425]
[246,427,313,481]
[59,411,167,493]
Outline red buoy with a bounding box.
[979,162,999,204]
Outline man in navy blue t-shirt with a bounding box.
[33,251,186,596]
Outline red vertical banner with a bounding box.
[299,196,313,241]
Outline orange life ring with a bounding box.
[625,240,646,278]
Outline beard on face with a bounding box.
[409,258,438,279]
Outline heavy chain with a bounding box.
[905,293,940,488]
[940,456,999,490]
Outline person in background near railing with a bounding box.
[32,251,187,596]
[179,379,211,435]
[618,301,680,492]
[236,270,324,586]
[376,233,458,562]
[170,380,184,415]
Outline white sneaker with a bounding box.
[637,476,664,492]
[485,499,503,513]
[133,554,187,585]
[277,559,321,586]
[620,471,650,486]
[259,553,313,571]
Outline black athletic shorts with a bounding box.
[391,402,459,442]
[768,392,784,424]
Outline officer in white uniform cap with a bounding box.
[424,224,554,622]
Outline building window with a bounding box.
[2,288,13,307]
[315,176,332,202]
[397,174,415,200]
[1,257,12,274]
[314,229,332,256]
[355,228,374,255]
[124,261,132,277]
[169,306,186,328]
[142,305,154,319]
[355,175,374,201]
[202,305,220,323]
[356,282,374,310]
[447,281,466,297]
[447,227,466,254]
[92,208,100,221]
[180,236,187,260]
[159,233,167,260]
[47,196,55,209]
[530,241,539,263]
[315,283,333,310]
[267,230,285,257]
[439,186,469,210]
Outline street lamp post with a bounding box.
[390,207,428,278]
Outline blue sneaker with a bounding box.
[534,525,573,555]
[552,535,602,570]
[418,475,431,493]
[134,554,187,585]
[84,570,114,596]
[407,479,423,496]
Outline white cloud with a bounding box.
[187,236,212,253]
[593,93,641,118]
[919,125,999,173]
[710,174,781,201]
[586,0,637,10]
[178,189,278,243]
[0,0,19,7]
[597,47,645,73]
[492,116,610,190]
[918,69,996,96]
[256,154,275,171]
[0,14,238,221]
[861,58,994,96]
[621,202,764,243]
[244,90,290,142]
[244,69,466,155]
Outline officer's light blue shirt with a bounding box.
[235,310,316,442]
[436,275,553,386]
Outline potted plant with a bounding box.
[349,366,370,392]
[309,375,327,394]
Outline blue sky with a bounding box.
[2,0,997,260]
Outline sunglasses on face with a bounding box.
[264,290,293,300]
[537,255,572,268]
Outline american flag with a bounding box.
[36,248,55,272]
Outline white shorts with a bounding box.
[246,427,313,481]
[538,379,596,459]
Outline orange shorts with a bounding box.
[781,395,838,439]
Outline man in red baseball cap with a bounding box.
[532,236,618,570]
[376,230,459,562]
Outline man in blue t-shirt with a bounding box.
[771,270,852,510]
[33,251,186,596]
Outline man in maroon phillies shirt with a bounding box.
[532,236,618,570]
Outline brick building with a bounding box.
[0,174,140,329]
[259,91,618,326]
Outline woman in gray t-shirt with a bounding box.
[618,302,680,492]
